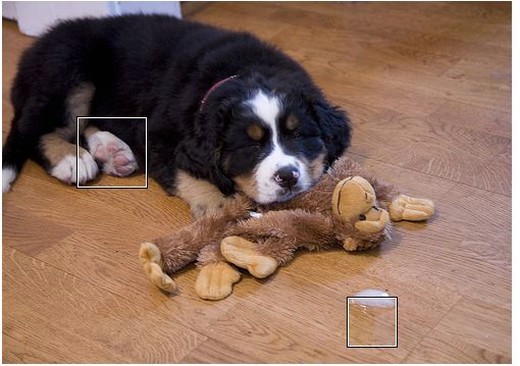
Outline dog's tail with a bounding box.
[2,125,33,193]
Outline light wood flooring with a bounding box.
[2,2,511,363]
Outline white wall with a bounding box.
[2,1,17,20]
[2,1,182,37]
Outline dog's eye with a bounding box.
[286,114,299,131]
[359,214,367,221]
[247,124,265,141]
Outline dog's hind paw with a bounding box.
[87,130,138,177]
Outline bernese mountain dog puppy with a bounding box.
[2,15,351,217]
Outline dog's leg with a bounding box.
[71,83,138,177]
[84,126,138,177]
[39,132,99,185]
[36,83,137,185]
[34,83,101,185]
[175,170,233,218]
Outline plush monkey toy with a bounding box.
[139,156,434,300]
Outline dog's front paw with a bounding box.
[389,194,435,222]
[50,151,99,185]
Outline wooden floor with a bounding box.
[2,2,511,363]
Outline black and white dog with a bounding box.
[2,15,351,217]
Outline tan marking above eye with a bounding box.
[247,124,265,141]
[286,114,299,131]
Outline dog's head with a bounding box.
[192,72,351,204]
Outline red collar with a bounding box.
[199,75,238,112]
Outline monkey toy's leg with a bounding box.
[221,209,338,278]
[367,179,435,222]
[139,196,251,299]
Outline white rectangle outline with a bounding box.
[76,116,148,189]
[346,296,398,348]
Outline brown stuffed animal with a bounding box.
[139,156,434,300]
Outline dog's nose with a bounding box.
[274,166,300,189]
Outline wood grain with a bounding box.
[3,247,207,363]
[2,1,511,363]
[404,296,512,363]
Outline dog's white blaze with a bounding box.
[2,166,17,193]
[247,90,310,203]
[248,90,281,128]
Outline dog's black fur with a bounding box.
[3,15,351,213]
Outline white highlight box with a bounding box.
[76,116,148,189]
[346,296,398,348]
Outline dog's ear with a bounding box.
[308,96,352,165]
[176,95,237,196]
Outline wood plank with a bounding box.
[3,170,191,255]
[404,296,512,363]
[3,302,128,363]
[292,46,511,114]
[404,329,512,363]
[33,231,251,333]
[431,296,511,356]
[427,100,511,139]
[2,204,73,256]
[3,247,207,363]
[340,100,511,195]
[189,300,408,363]
[180,337,265,363]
